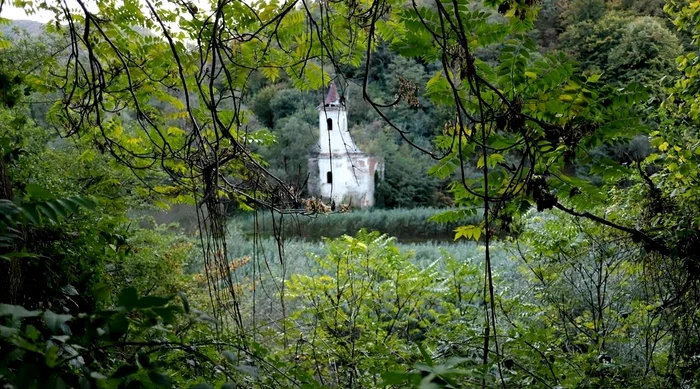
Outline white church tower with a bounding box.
[311,82,381,208]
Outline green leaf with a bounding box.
[54,199,78,215]
[425,71,454,105]
[138,353,152,369]
[118,287,139,310]
[587,73,602,83]
[25,324,41,340]
[0,304,41,318]
[0,325,19,337]
[65,196,97,210]
[152,306,181,324]
[1,251,40,260]
[178,292,190,313]
[46,200,68,219]
[261,66,280,82]
[25,183,52,200]
[107,314,129,339]
[44,310,72,333]
[148,371,172,387]
[19,204,41,225]
[111,364,139,379]
[36,202,58,223]
[92,283,111,302]
[136,296,172,309]
[382,371,421,385]
[223,350,237,364]
[124,379,146,389]
[234,365,259,378]
[419,381,442,389]
[418,343,433,367]
[487,153,505,168]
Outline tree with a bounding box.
[376,142,443,208]
[259,111,318,187]
[559,11,635,76]
[620,0,666,17]
[607,16,681,88]
[249,86,278,129]
[532,0,567,50]
[562,0,607,25]
[560,12,679,93]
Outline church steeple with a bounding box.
[324,81,341,107]
[318,81,356,154]
[311,81,382,208]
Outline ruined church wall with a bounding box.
[317,154,374,208]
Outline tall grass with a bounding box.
[223,232,508,276]
[218,222,515,290]
[231,207,483,242]
[190,221,518,330]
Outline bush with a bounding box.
[281,231,485,387]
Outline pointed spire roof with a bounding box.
[324,82,340,106]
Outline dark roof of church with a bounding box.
[324,82,340,105]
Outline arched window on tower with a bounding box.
[327,118,333,131]
[326,171,333,184]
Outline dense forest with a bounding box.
[2,0,700,387]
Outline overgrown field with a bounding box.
[189,221,518,335]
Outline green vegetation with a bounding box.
[234,207,482,241]
[3,0,700,388]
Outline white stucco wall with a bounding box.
[313,94,380,208]
[318,107,359,154]
[317,154,378,207]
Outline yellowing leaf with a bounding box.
[559,94,574,102]
[587,73,602,83]
[125,137,142,146]
[659,142,669,152]
[487,153,505,168]
[153,200,171,210]
[167,127,185,136]
[454,225,483,241]
[261,66,280,82]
